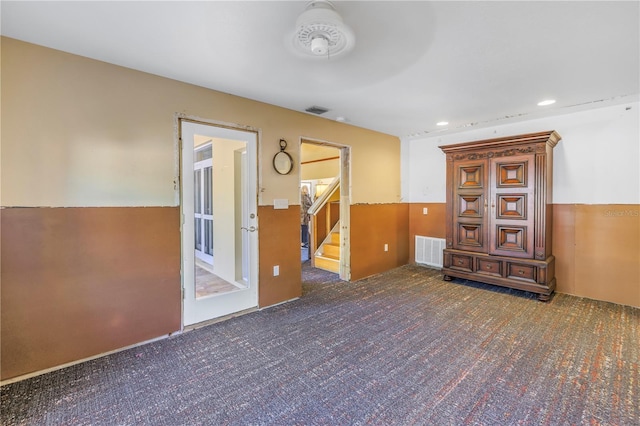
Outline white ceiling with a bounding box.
[2,1,639,140]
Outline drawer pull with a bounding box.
[486,265,492,270]
[518,270,524,275]
[458,260,464,265]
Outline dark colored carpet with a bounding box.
[2,264,638,425]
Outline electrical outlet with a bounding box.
[384,244,389,252]
[273,265,279,276]
[423,207,428,215]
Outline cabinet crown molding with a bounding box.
[439,130,561,154]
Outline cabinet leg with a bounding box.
[538,292,552,302]
[443,275,453,281]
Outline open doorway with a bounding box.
[300,139,350,281]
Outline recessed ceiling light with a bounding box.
[537,99,556,106]
[436,121,449,126]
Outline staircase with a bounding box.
[314,225,340,273]
[308,176,341,274]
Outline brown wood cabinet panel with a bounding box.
[507,262,537,283]
[476,257,503,278]
[489,154,535,258]
[452,159,489,253]
[440,131,560,300]
[450,253,474,273]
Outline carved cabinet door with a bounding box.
[452,159,489,253]
[488,154,535,258]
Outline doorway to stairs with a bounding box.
[300,139,351,281]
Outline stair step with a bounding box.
[315,255,340,273]
[330,232,340,244]
[322,243,340,258]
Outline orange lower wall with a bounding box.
[1,207,181,380]
[409,203,640,308]
[408,203,446,263]
[0,203,410,380]
[258,206,303,307]
[553,204,640,307]
[259,203,412,303]
[350,204,410,281]
[3,202,635,381]
[1,205,309,380]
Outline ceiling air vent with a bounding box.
[305,105,329,115]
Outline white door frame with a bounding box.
[177,116,260,326]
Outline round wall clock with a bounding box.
[273,139,293,175]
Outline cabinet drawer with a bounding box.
[477,258,502,277]
[507,263,536,282]
[450,254,473,272]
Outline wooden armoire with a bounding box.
[439,131,560,300]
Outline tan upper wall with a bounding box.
[301,159,340,181]
[301,143,340,181]
[1,37,401,207]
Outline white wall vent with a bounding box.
[415,236,446,268]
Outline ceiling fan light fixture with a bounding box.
[290,0,355,59]
[311,36,329,55]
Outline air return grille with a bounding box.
[305,105,329,115]
[415,236,446,268]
